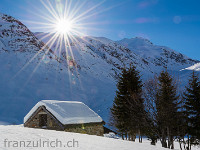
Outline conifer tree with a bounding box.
[125,65,146,142]
[176,94,188,150]
[110,65,145,141]
[110,67,131,139]
[183,71,200,147]
[156,70,179,149]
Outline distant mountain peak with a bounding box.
[118,37,153,47]
[116,37,199,69]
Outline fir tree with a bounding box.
[125,65,146,142]
[110,67,131,139]
[183,71,200,147]
[110,65,146,141]
[156,70,179,149]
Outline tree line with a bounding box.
[110,65,200,150]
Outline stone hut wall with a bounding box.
[24,107,63,131]
[64,123,104,136]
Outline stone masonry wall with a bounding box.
[64,123,104,136]
[24,107,63,131]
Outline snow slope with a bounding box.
[117,37,199,70]
[24,100,103,124]
[183,63,200,71]
[1,125,199,150]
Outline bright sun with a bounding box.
[55,19,73,35]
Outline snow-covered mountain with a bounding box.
[117,37,199,70]
[0,12,198,124]
[34,33,157,78]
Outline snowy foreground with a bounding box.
[0,125,199,150]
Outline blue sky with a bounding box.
[0,0,200,60]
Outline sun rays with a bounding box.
[13,0,106,86]
[33,0,106,65]
[12,0,122,93]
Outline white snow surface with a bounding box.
[184,63,200,71]
[1,125,199,150]
[24,100,103,124]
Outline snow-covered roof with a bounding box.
[24,100,103,125]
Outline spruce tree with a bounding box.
[156,70,179,149]
[183,71,200,146]
[110,65,145,141]
[176,94,188,150]
[125,65,146,142]
[110,67,131,139]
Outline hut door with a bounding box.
[39,114,47,128]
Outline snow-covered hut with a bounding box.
[24,100,104,136]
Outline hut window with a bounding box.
[39,114,47,128]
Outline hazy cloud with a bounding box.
[137,0,159,9]
[134,17,159,24]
